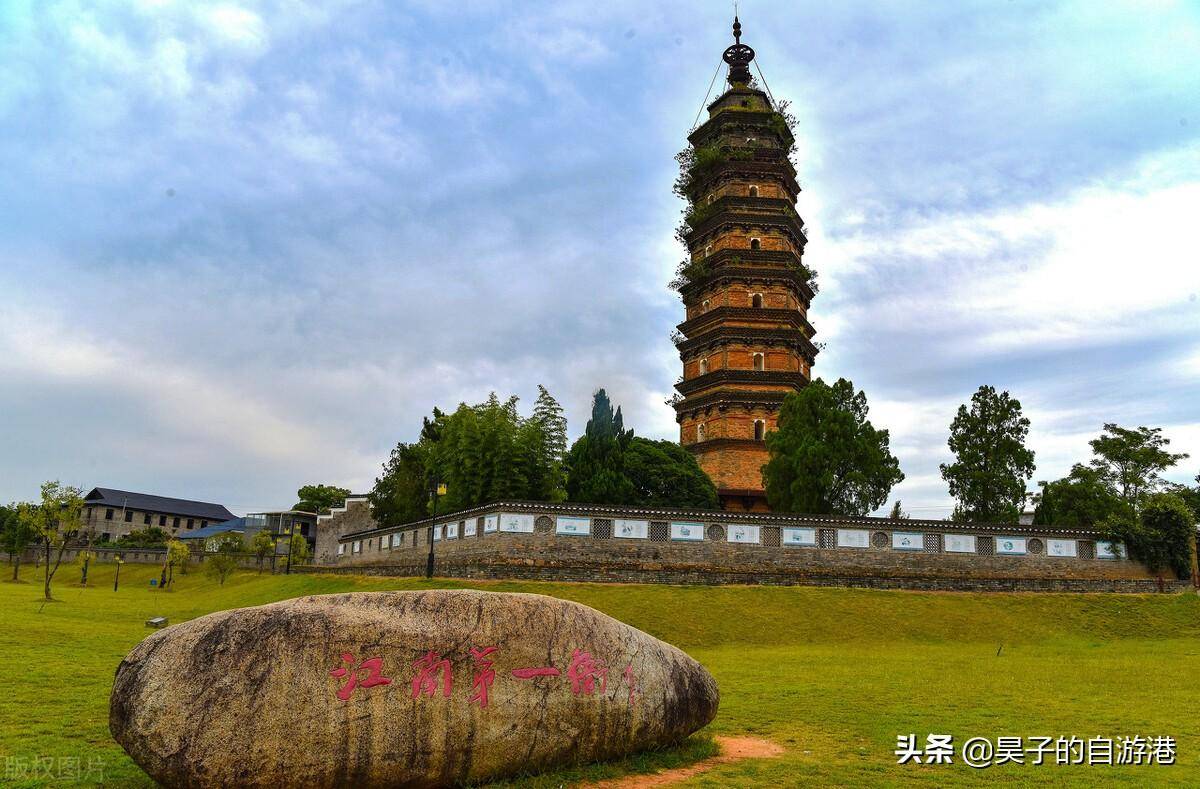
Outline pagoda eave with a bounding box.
[676,326,819,365]
[672,388,794,420]
[678,260,816,306]
[684,212,808,250]
[677,306,816,340]
[675,369,808,396]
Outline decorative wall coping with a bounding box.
[335,499,1110,541]
[316,495,370,522]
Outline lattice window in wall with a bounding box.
[763,526,781,547]
[705,524,724,542]
[1079,540,1096,560]
[593,519,613,540]
[923,533,943,554]
[977,536,995,556]
[818,528,836,549]
[534,515,553,533]
[1028,538,1044,555]
[649,521,669,542]
[871,531,889,549]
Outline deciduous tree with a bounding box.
[1,503,36,582]
[1102,493,1196,581]
[370,442,431,529]
[28,481,85,601]
[1032,464,1130,528]
[287,534,311,566]
[764,378,903,515]
[250,529,276,573]
[204,532,243,585]
[623,438,720,510]
[940,385,1035,523]
[118,527,169,548]
[294,484,352,515]
[1089,424,1189,509]
[165,539,190,587]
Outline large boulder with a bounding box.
[110,589,719,787]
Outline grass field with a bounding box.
[3,562,1200,787]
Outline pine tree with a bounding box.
[940,385,1035,523]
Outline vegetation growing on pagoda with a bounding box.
[670,98,817,294]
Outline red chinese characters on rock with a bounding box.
[329,653,393,702]
[510,666,561,680]
[567,649,608,696]
[411,651,453,699]
[469,647,498,708]
[329,647,639,706]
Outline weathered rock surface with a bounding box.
[110,589,719,788]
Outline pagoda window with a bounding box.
[753,353,764,371]
[701,299,711,312]
[697,423,706,442]
[748,185,759,197]
[698,358,708,375]
[704,244,712,256]
[750,237,761,250]
[754,420,766,441]
[751,292,763,308]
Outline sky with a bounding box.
[1,0,1198,516]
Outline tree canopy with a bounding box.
[1101,493,1197,580]
[1088,424,1189,508]
[622,438,719,509]
[27,481,85,601]
[940,385,1035,523]
[1,503,36,581]
[565,389,636,505]
[370,387,569,525]
[1033,463,1129,528]
[763,378,903,515]
[564,390,719,509]
[294,484,351,515]
[370,442,430,529]
[1035,426,1191,530]
[249,529,276,572]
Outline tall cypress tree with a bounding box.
[565,389,636,504]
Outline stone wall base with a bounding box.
[297,558,1189,594]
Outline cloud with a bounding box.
[1,1,1198,517]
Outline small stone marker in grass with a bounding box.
[144,617,167,629]
[110,589,719,787]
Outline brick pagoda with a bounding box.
[672,17,818,512]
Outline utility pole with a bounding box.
[284,514,294,575]
[425,480,444,579]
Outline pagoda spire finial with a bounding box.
[723,12,754,85]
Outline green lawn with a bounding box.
[3,562,1199,787]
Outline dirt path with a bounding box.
[589,736,784,788]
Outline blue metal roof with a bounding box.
[177,518,247,540]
